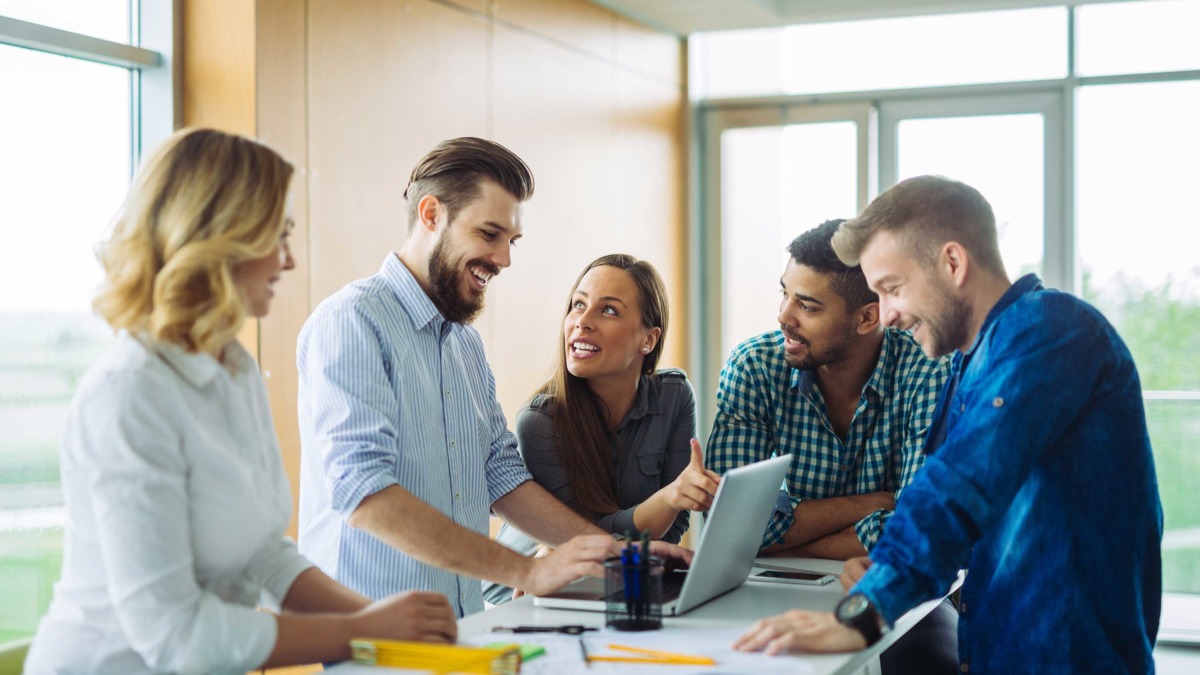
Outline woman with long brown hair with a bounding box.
[485,254,717,603]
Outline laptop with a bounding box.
[533,453,791,615]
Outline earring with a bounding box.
[642,347,650,353]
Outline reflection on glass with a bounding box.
[694,7,1066,99]
[1078,80,1200,595]
[896,114,1045,279]
[0,0,130,44]
[1076,0,1200,77]
[720,122,857,358]
[0,44,129,642]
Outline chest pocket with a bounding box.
[637,452,665,477]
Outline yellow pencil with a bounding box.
[584,643,715,665]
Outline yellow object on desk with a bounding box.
[584,643,716,666]
[349,639,522,674]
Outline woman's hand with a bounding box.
[351,591,458,643]
[662,439,721,512]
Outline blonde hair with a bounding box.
[93,128,294,355]
[832,175,1005,277]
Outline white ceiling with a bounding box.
[587,0,1133,35]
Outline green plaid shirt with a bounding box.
[707,328,950,551]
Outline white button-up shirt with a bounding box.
[25,333,312,675]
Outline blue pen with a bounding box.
[638,531,650,620]
[631,534,641,619]
[621,531,635,620]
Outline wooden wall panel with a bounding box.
[612,69,686,370]
[488,22,621,417]
[615,14,684,86]
[256,0,309,540]
[182,0,256,134]
[182,0,260,353]
[185,0,685,551]
[306,0,489,307]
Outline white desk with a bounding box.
[329,559,952,675]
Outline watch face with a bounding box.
[838,593,869,620]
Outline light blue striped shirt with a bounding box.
[296,253,532,617]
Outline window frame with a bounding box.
[689,2,1200,626]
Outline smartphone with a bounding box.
[750,569,837,586]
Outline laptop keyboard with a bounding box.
[662,570,688,602]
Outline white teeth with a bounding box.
[470,267,493,284]
[572,342,599,352]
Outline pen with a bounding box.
[489,625,596,635]
[639,531,650,619]
[579,637,591,668]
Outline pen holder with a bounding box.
[603,555,664,631]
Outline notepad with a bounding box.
[350,638,521,674]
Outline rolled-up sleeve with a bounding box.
[483,360,532,503]
[82,372,277,674]
[298,306,401,515]
[245,538,315,613]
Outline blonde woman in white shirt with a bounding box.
[25,128,457,675]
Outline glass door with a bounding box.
[697,104,874,427]
[878,92,1066,288]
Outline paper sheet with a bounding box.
[465,627,815,675]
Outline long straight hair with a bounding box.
[537,254,669,518]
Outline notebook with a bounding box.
[533,454,792,616]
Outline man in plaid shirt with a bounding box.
[707,219,956,673]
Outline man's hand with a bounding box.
[350,591,458,644]
[662,439,721,512]
[732,609,866,655]
[519,534,620,597]
[840,556,873,591]
[647,540,694,570]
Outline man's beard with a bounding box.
[427,233,496,325]
[920,285,972,358]
[783,328,852,371]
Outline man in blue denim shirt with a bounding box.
[734,175,1162,673]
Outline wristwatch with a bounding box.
[834,593,884,646]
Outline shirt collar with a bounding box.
[380,252,445,333]
[964,273,1044,356]
[788,329,892,399]
[144,333,254,389]
[618,374,660,428]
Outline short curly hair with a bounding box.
[787,219,878,310]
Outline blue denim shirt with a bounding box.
[853,274,1163,673]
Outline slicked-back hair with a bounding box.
[402,137,534,231]
[787,219,878,310]
[832,175,1006,278]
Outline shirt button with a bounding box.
[960,663,969,673]
[992,397,1004,408]
[454,491,461,500]
[445,389,451,396]
[960,601,967,614]
[450,440,456,448]
[959,402,965,412]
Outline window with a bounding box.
[0,2,174,642]
[1077,80,1200,595]
[692,7,1067,99]
[695,0,1200,621]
